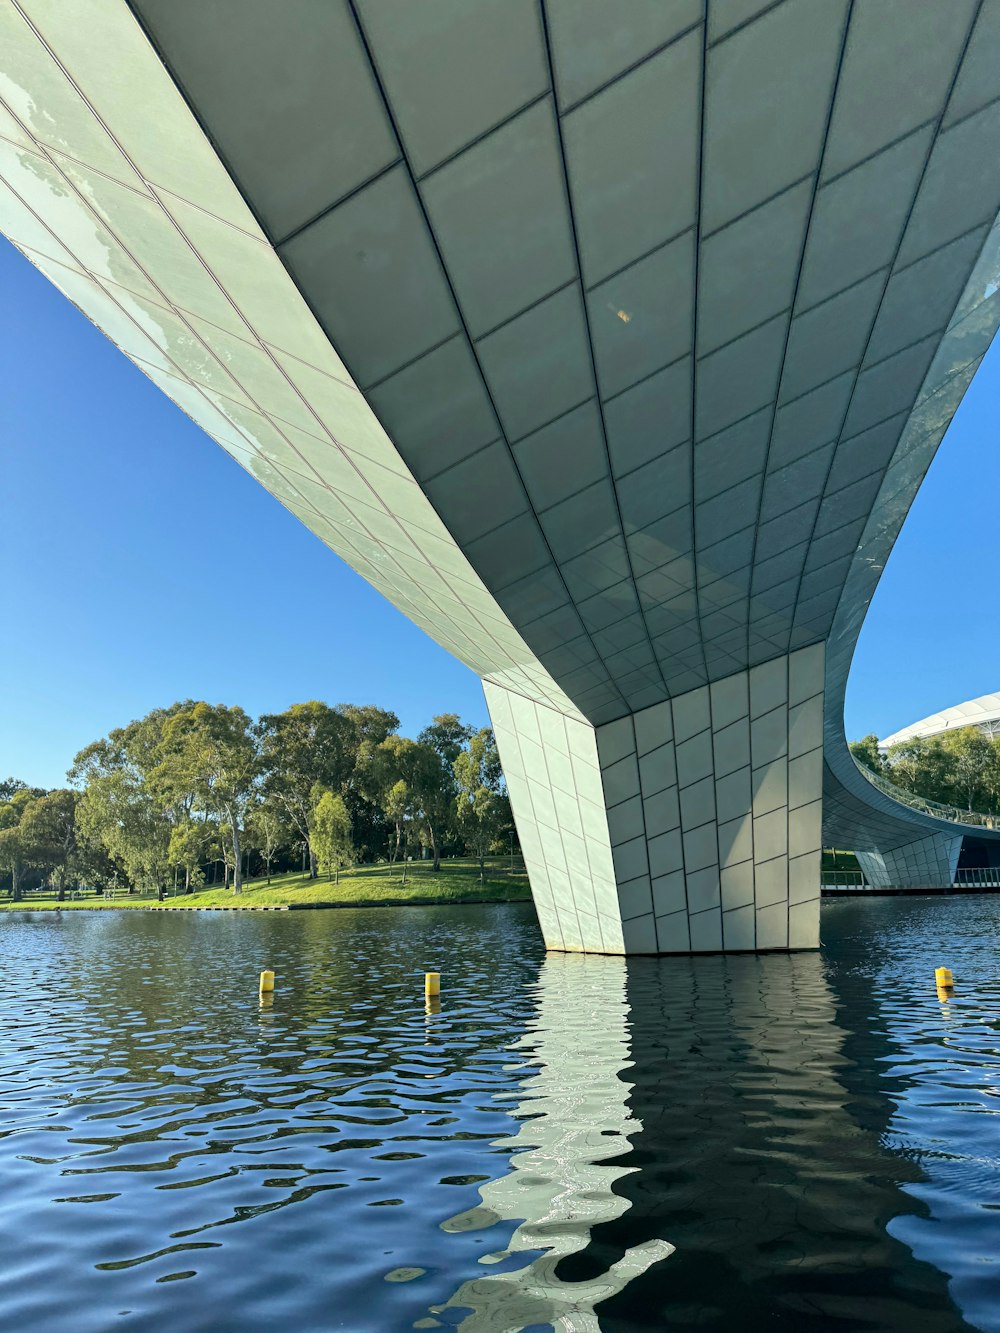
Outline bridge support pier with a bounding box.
[486,644,825,955]
[855,834,962,890]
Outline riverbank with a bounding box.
[0,860,531,911]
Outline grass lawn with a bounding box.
[0,858,531,911]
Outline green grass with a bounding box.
[0,858,531,911]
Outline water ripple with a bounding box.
[1,899,998,1330]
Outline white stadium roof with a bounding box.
[880,693,1000,749]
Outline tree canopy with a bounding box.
[850,725,1000,816]
[2,699,515,899]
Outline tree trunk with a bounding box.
[11,862,23,902]
[309,844,318,880]
[429,823,441,873]
[479,846,485,883]
[231,818,242,895]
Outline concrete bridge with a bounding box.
[2,0,999,952]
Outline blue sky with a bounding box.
[2,238,998,789]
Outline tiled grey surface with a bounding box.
[129,0,1000,722]
[485,680,623,954]
[856,835,963,890]
[5,1,1000,952]
[492,646,823,954]
[593,645,825,953]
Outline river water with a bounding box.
[1,897,998,1332]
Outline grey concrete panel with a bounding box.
[798,128,933,310]
[702,0,847,231]
[604,357,691,477]
[899,101,1000,266]
[563,32,699,282]
[421,101,575,335]
[367,337,499,481]
[698,180,811,354]
[946,0,1000,126]
[822,0,977,179]
[424,439,527,545]
[281,167,459,385]
[695,314,787,439]
[548,0,701,108]
[476,284,592,441]
[512,400,607,512]
[358,0,548,175]
[134,0,397,239]
[588,232,694,397]
[781,273,884,403]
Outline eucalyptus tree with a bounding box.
[358,735,448,869]
[20,789,78,898]
[311,789,354,884]
[943,727,996,813]
[414,714,473,870]
[336,703,400,748]
[418,714,472,768]
[245,798,288,885]
[885,736,956,806]
[70,707,184,892]
[335,704,399,862]
[257,702,356,878]
[359,735,417,866]
[0,787,35,900]
[153,703,258,895]
[848,734,888,778]
[454,729,510,882]
[167,818,209,893]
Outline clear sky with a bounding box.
[2,237,998,789]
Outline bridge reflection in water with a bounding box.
[430,943,971,1332]
[430,954,672,1331]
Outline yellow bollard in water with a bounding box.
[259,969,275,993]
[425,971,440,1000]
[935,966,954,989]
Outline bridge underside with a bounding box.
[2,1,1000,950]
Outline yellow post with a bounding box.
[259,969,275,992]
[934,966,953,989]
[425,971,440,1000]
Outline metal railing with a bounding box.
[853,760,1000,829]
[822,866,1000,891]
[821,870,868,890]
[953,867,1000,888]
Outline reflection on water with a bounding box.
[433,956,672,1331]
[592,948,978,1331]
[1,898,998,1331]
